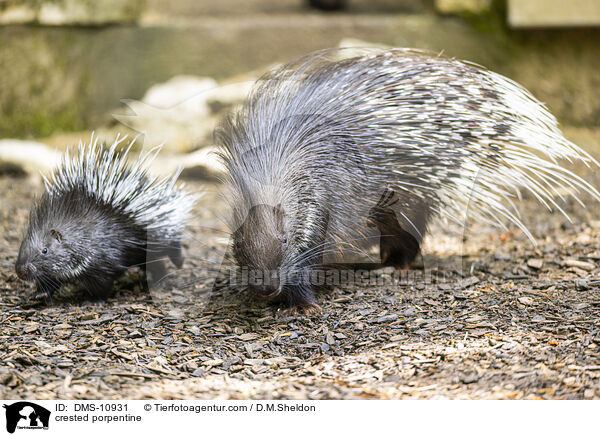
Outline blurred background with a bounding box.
[0,0,599,173]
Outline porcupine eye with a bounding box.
[41,247,48,255]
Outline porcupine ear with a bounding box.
[274,204,285,217]
[50,229,63,243]
[273,204,286,233]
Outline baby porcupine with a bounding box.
[216,48,599,312]
[15,135,196,301]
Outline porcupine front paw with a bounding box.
[283,283,321,315]
[379,229,422,269]
[84,276,115,301]
[281,303,322,317]
[35,280,60,300]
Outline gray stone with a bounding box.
[114,76,254,153]
[0,0,145,25]
[114,76,218,153]
[508,0,600,28]
[0,139,60,175]
[177,147,226,181]
[435,0,491,15]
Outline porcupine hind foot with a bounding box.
[368,190,428,270]
[379,223,422,269]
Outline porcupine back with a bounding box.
[219,48,599,256]
[44,135,195,247]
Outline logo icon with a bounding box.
[3,402,50,434]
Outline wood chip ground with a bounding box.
[1,165,599,399]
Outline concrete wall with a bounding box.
[0,0,598,138]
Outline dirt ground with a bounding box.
[1,137,599,400]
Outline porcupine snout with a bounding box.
[232,204,286,298]
[15,260,36,281]
[250,271,281,298]
[236,234,283,297]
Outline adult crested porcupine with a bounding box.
[216,48,599,311]
[15,135,196,301]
